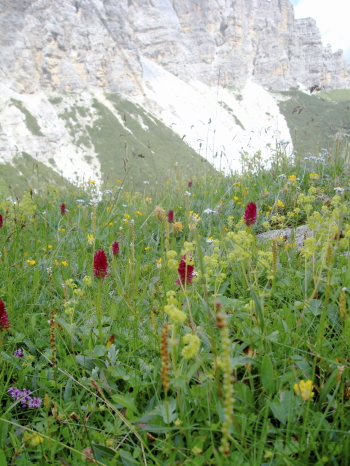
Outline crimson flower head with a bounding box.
[93,249,108,279]
[60,203,66,215]
[0,300,10,331]
[175,255,194,286]
[167,210,175,223]
[243,202,257,226]
[0,214,3,228]
[111,241,120,256]
[188,181,192,188]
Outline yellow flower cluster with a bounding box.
[293,380,314,401]
[164,291,187,324]
[181,333,200,359]
[166,250,178,270]
[226,230,254,262]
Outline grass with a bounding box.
[55,93,212,189]
[272,90,350,155]
[0,152,72,199]
[1,142,350,465]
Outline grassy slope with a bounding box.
[0,152,72,199]
[56,94,214,189]
[274,90,350,155]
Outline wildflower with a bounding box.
[26,260,36,265]
[143,181,150,185]
[23,432,44,446]
[164,304,187,324]
[89,180,96,184]
[243,202,257,226]
[76,199,85,204]
[172,221,183,232]
[103,190,113,195]
[14,348,24,358]
[0,214,3,227]
[8,387,42,408]
[48,245,52,249]
[111,241,120,256]
[87,234,95,245]
[182,333,200,359]
[83,275,92,287]
[175,255,194,285]
[0,301,10,331]
[58,228,65,232]
[153,206,166,221]
[90,198,100,205]
[167,210,175,223]
[203,208,216,214]
[192,446,202,455]
[93,249,108,279]
[156,258,162,269]
[61,261,68,267]
[144,246,151,250]
[188,180,192,187]
[309,173,319,180]
[60,203,66,215]
[184,191,191,196]
[293,380,314,401]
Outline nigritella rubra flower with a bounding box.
[0,214,3,228]
[175,255,194,285]
[0,300,10,331]
[243,202,257,226]
[93,249,108,279]
[60,203,66,215]
[111,241,120,256]
[167,210,175,223]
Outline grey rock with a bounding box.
[257,224,311,250]
[0,0,348,95]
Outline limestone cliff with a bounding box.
[0,0,349,96]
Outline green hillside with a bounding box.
[54,93,213,189]
[274,89,350,155]
[0,152,72,200]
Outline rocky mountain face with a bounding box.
[1,0,349,96]
[0,0,349,192]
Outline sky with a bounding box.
[289,0,350,63]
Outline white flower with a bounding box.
[203,208,216,214]
[117,187,124,190]
[278,174,286,178]
[76,199,85,204]
[90,198,100,205]
[143,181,150,185]
[184,191,191,196]
[206,238,214,243]
[103,190,113,195]
[334,187,345,192]
[122,204,127,207]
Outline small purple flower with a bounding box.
[7,387,42,409]
[28,397,42,408]
[14,348,24,358]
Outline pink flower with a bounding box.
[243,202,257,226]
[0,300,10,331]
[0,214,3,228]
[60,203,66,215]
[111,241,120,256]
[175,255,194,285]
[167,210,175,223]
[188,181,192,188]
[93,249,108,279]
